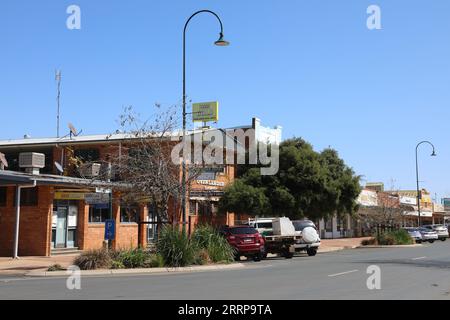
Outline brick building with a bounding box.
[0,118,282,257]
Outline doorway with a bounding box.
[52,200,78,248]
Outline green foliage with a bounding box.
[110,260,125,269]
[191,225,235,263]
[73,249,112,270]
[156,226,197,267]
[218,180,269,216]
[220,138,362,220]
[362,229,414,246]
[146,254,165,268]
[113,248,151,268]
[378,229,414,245]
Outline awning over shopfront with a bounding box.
[0,170,122,258]
[403,210,433,218]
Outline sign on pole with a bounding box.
[192,101,219,122]
[104,219,115,241]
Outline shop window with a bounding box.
[120,205,139,223]
[89,205,110,223]
[14,187,38,206]
[0,187,6,206]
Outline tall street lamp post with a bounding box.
[181,10,229,232]
[415,141,436,226]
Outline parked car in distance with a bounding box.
[403,227,423,243]
[422,224,449,241]
[417,227,439,243]
[292,220,321,256]
[221,226,265,261]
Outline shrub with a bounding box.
[146,254,165,268]
[47,264,65,271]
[194,249,211,265]
[110,260,125,269]
[114,248,151,269]
[371,229,415,246]
[192,225,235,263]
[361,238,377,246]
[157,226,197,267]
[73,249,111,270]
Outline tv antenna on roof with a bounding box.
[0,152,8,170]
[68,122,82,139]
[55,70,62,138]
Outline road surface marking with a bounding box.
[411,256,427,260]
[328,269,359,277]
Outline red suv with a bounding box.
[221,226,265,261]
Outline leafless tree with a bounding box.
[72,104,204,223]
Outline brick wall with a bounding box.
[0,186,52,257]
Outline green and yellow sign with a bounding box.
[192,101,219,122]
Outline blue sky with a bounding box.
[1,0,450,199]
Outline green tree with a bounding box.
[219,138,361,220]
[218,179,269,216]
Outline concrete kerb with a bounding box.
[355,244,424,249]
[26,262,246,277]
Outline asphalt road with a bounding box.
[1,241,450,300]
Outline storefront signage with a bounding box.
[195,180,225,187]
[85,193,110,205]
[54,192,85,200]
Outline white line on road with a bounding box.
[328,269,359,277]
[411,256,427,260]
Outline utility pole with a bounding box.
[55,70,62,138]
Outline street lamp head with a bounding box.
[431,150,437,157]
[214,33,229,46]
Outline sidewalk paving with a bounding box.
[320,237,371,250]
[0,255,77,276]
[0,237,371,276]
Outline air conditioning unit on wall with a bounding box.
[79,163,101,178]
[19,152,45,175]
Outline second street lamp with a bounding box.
[415,140,437,227]
[181,10,229,232]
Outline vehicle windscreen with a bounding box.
[292,221,315,231]
[256,223,273,229]
[230,227,257,235]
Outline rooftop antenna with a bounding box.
[0,152,8,170]
[55,70,62,138]
[68,122,82,139]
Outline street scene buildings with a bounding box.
[1,1,450,302]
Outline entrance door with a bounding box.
[55,207,68,248]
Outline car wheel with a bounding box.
[440,238,446,241]
[283,250,294,259]
[428,240,435,243]
[416,240,422,243]
[234,254,241,261]
[307,248,317,256]
[253,253,262,262]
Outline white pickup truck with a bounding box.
[248,217,320,258]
